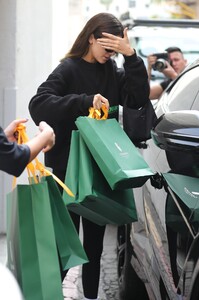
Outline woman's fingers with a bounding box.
[93,94,109,110]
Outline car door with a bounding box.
[143,61,199,298]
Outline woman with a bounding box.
[29,12,149,300]
[0,118,55,176]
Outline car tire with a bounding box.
[117,225,149,300]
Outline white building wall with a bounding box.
[0,0,17,234]
[52,0,69,68]
[0,0,53,233]
[16,0,53,138]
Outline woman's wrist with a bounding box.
[124,48,135,57]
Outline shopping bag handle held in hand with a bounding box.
[88,105,108,120]
[14,123,74,197]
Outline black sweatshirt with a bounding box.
[29,53,149,170]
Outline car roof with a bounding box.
[128,27,199,42]
[125,18,199,38]
[122,18,199,29]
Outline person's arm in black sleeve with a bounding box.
[0,128,30,177]
[123,52,150,108]
[28,60,94,126]
[160,78,172,91]
[0,120,55,177]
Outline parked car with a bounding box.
[117,59,199,299]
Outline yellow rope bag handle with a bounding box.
[88,105,108,120]
[14,123,74,197]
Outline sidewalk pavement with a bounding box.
[0,224,120,300]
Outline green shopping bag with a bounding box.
[6,122,87,300]
[165,194,190,234]
[43,175,88,270]
[63,130,111,225]
[64,131,137,225]
[163,173,199,223]
[63,130,80,203]
[7,181,64,300]
[75,116,154,190]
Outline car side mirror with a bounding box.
[151,110,199,153]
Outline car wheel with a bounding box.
[117,225,149,300]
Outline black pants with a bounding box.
[54,169,106,299]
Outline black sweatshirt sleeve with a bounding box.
[29,62,94,126]
[122,52,150,108]
[0,128,30,177]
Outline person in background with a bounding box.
[147,46,187,100]
[29,12,149,300]
[0,118,55,177]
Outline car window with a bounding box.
[159,65,199,111]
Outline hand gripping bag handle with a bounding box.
[13,123,74,197]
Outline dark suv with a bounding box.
[117,59,199,299]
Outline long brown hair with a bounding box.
[61,12,124,61]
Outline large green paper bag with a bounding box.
[64,130,111,225]
[75,117,154,190]
[165,194,190,234]
[64,131,137,225]
[7,176,88,300]
[7,181,64,300]
[43,175,88,270]
[163,173,199,224]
